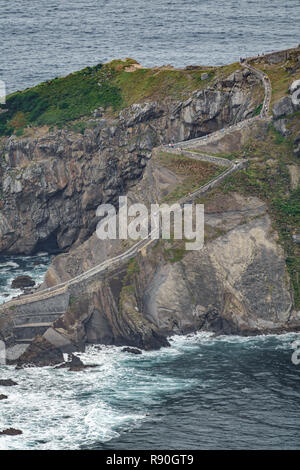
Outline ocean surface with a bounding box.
[0,332,300,450]
[0,254,52,304]
[0,0,300,451]
[0,0,300,94]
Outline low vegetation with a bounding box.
[157,151,223,203]
[250,49,300,108]
[0,59,242,137]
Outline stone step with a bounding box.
[15,339,34,344]
[14,312,64,326]
[13,323,52,340]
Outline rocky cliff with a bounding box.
[0,65,260,255]
[0,49,299,364]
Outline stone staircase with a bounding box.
[9,290,70,346]
[14,323,54,343]
[1,57,273,357]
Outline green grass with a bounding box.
[254,103,263,116]
[0,59,243,137]
[186,149,240,161]
[164,245,186,263]
[0,63,122,136]
[157,151,223,203]
[250,48,300,108]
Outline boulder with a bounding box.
[0,379,18,386]
[294,144,300,158]
[294,133,300,145]
[54,354,97,371]
[15,335,64,367]
[0,394,8,400]
[122,347,142,355]
[92,107,104,118]
[43,327,75,353]
[272,96,293,119]
[11,275,35,289]
[292,234,300,244]
[0,428,22,436]
[273,118,288,136]
[289,79,300,94]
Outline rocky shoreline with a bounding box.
[0,47,299,367]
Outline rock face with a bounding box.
[0,428,22,436]
[272,79,300,139]
[15,335,64,367]
[142,216,293,335]
[272,96,294,119]
[11,275,35,289]
[289,79,300,110]
[0,60,298,362]
[0,70,259,255]
[0,379,18,386]
[33,191,298,354]
[122,347,142,354]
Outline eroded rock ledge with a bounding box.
[0,69,259,255]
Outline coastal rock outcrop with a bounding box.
[0,428,22,436]
[15,335,64,367]
[0,69,260,255]
[11,275,35,289]
[272,79,300,139]
[0,52,299,363]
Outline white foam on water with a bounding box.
[0,261,20,268]
[0,255,51,304]
[0,339,206,449]
[0,322,299,449]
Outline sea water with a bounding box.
[0,332,299,449]
[0,0,300,450]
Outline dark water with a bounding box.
[1,0,300,94]
[0,254,52,304]
[0,333,300,449]
[1,0,300,450]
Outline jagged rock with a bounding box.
[0,428,22,436]
[0,74,258,255]
[54,354,91,371]
[292,234,300,244]
[141,214,294,336]
[289,79,300,110]
[272,96,293,119]
[273,118,288,136]
[294,144,300,158]
[15,336,64,367]
[0,394,8,400]
[11,275,35,289]
[43,327,76,353]
[122,347,142,354]
[119,102,164,126]
[288,165,300,189]
[289,79,300,94]
[92,107,104,118]
[0,379,18,386]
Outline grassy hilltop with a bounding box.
[0,48,299,307]
[0,58,240,137]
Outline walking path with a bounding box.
[2,59,273,344]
